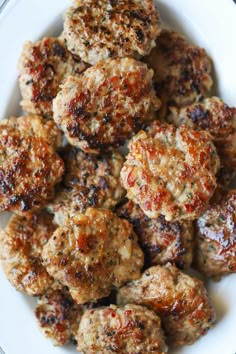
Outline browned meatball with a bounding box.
[53,57,161,154]
[0,115,64,215]
[47,148,125,225]
[46,186,97,226]
[35,284,83,346]
[120,121,220,221]
[167,97,236,185]
[18,37,87,119]
[195,190,236,277]
[117,200,193,269]
[144,29,212,118]
[117,264,216,346]
[63,0,161,65]
[0,211,56,296]
[42,208,144,304]
[76,304,168,354]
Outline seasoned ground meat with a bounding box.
[195,190,236,277]
[35,284,83,346]
[167,97,236,185]
[46,186,98,226]
[42,208,143,304]
[0,211,56,296]
[47,148,125,225]
[62,0,161,65]
[76,304,168,354]
[0,115,64,214]
[117,264,216,346]
[53,57,160,154]
[144,29,212,118]
[120,121,220,221]
[18,37,87,119]
[117,200,193,269]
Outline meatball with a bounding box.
[0,115,64,214]
[144,29,212,118]
[117,264,216,346]
[35,284,83,346]
[47,186,96,226]
[0,211,56,296]
[195,190,236,277]
[167,97,236,185]
[53,57,161,154]
[117,200,193,269]
[18,37,87,119]
[62,0,161,65]
[120,121,220,221]
[76,304,168,354]
[47,148,125,225]
[42,208,144,304]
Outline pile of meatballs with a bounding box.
[0,0,235,353]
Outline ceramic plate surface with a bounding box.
[0,1,236,353]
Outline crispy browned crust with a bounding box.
[42,208,144,304]
[117,200,193,269]
[47,148,125,225]
[144,29,212,118]
[18,37,87,119]
[120,121,219,221]
[117,264,216,346]
[76,304,167,354]
[63,0,161,65]
[53,57,161,153]
[35,284,83,346]
[0,211,56,295]
[0,115,64,214]
[167,97,236,186]
[196,190,236,276]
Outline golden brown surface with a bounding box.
[117,200,193,269]
[167,97,236,185]
[42,208,143,304]
[76,304,167,354]
[63,0,161,65]
[120,121,219,221]
[35,284,83,346]
[196,190,236,276]
[47,148,125,225]
[53,57,160,153]
[144,29,212,118]
[117,264,216,346]
[0,115,64,214]
[18,37,87,119]
[0,211,56,296]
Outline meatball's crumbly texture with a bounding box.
[196,190,236,277]
[0,115,64,214]
[63,0,161,65]
[47,148,125,225]
[35,284,83,346]
[117,200,193,269]
[18,37,87,119]
[61,147,125,197]
[144,30,212,118]
[76,304,168,354]
[47,186,98,226]
[167,97,236,185]
[53,57,161,154]
[42,208,144,304]
[0,211,56,296]
[120,121,220,221]
[117,264,216,346]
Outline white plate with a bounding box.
[0,1,236,353]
